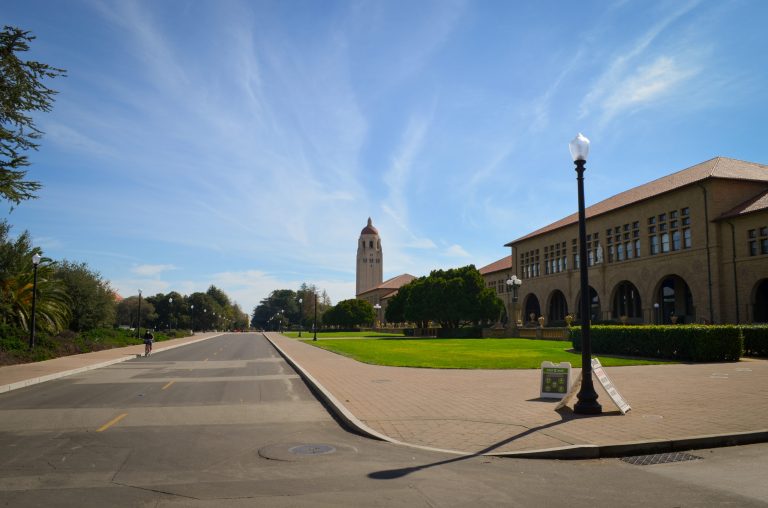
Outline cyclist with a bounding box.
[143,329,154,357]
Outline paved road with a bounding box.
[0,333,765,507]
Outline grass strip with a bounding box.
[306,337,674,369]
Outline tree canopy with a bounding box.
[53,260,115,331]
[323,299,375,328]
[0,26,66,205]
[385,265,502,328]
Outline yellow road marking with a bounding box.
[96,413,128,432]
[161,381,175,390]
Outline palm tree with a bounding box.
[1,256,70,334]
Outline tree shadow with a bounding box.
[368,409,579,480]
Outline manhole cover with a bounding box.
[621,452,702,466]
[259,443,354,461]
[290,444,336,456]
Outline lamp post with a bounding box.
[29,253,41,349]
[313,292,318,341]
[168,297,173,332]
[505,275,522,335]
[373,303,382,329]
[570,132,602,415]
[190,304,194,332]
[136,290,142,339]
[298,298,303,337]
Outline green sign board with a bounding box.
[540,361,571,399]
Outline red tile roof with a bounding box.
[717,189,768,220]
[479,255,512,275]
[357,273,416,296]
[506,157,768,246]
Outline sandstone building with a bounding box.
[488,157,768,325]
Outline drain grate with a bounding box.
[621,452,702,466]
[289,444,336,456]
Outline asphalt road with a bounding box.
[0,333,765,507]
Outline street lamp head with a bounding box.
[569,132,590,162]
[168,297,173,303]
[373,303,381,310]
[299,298,303,304]
[32,253,41,265]
[506,275,522,288]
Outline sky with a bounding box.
[3,0,768,314]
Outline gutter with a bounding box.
[727,221,741,323]
[697,182,715,323]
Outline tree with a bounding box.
[0,27,66,206]
[187,292,220,331]
[251,289,297,330]
[323,299,374,328]
[391,265,503,328]
[54,260,116,331]
[116,296,155,330]
[0,221,70,334]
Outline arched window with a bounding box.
[656,275,693,323]
[612,281,642,319]
[548,291,568,322]
[754,279,768,323]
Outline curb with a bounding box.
[0,333,224,395]
[264,333,768,460]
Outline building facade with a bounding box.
[502,157,768,325]
[356,217,383,296]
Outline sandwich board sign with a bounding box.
[555,358,631,414]
[540,361,571,399]
[591,358,631,414]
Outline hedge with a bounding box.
[436,327,483,338]
[741,325,768,357]
[570,325,742,362]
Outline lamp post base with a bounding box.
[574,389,603,415]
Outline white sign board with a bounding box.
[554,358,631,414]
[540,361,571,399]
[591,358,631,414]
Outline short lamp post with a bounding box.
[570,132,602,415]
[298,298,303,337]
[136,289,142,339]
[505,275,522,334]
[313,293,318,341]
[190,304,195,332]
[373,303,382,328]
[29,253,41,350]
[168,297,173,332]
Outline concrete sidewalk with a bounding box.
[0,332,222,394]
[264,333,768,459]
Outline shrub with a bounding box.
[570,325,743,362]
[436,326,482,338]
[741,325,768,357]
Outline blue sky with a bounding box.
[3,0,767,313]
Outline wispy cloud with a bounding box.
[132,264,177,277]
[579,0,702,125]
[599,56,700,123]
[445,244,471,258]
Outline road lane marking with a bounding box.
[96,413,128,432]
[162,381,175,390]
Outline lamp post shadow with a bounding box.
[368,410,576,480]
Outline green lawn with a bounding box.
[282,331,404,339]
[305,337,674,369]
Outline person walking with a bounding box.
[143,329,154,357]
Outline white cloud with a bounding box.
[445,244,471,258]
[598,56,700,124]
[132,264,177,277]
[579,0,702,124]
